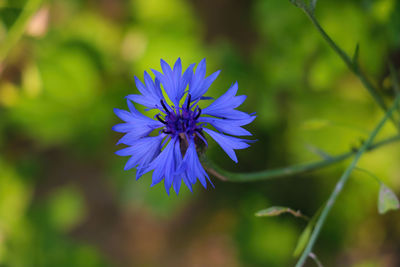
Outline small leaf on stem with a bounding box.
[352,43,360,69]
[293,205,323,257]
[378,184,400,214]
[255,206,309,220]
[293,224,313,257]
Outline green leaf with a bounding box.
[293,205,323,257]
[378,184,400,214]
[255,206,308,220]
[352,43,360,70]
[293,223,313,257]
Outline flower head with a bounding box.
[113,58,255,195]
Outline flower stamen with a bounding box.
[156,114,166,124]
[187,94,192,110]
[160,99,170,114]
[195,108,202,119]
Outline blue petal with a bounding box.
[172,140,184,195]
[178,138,214,189]
[202,82,249,119]
[132,72,164,109]
[161,59,174,78]
[112,101,163,136]
[126,94,158,108]
[164,139,182,195]
[113,102,163,145]
[112,122,154,133]
[212,109,252,120]
[116,101,159,124]
[199,116,255,136]
[152,69,170,95]
[115,126,154,144]
[134,76,149,96]
[145,137,181,195]
[189,58,220,100]
[203,128,253,163]
[181,63,195,96]
[195,58,207,83]
[144,71,163,99]
[199,70,220,96]
[152,59,194,107]
[113,108,133,122]
[181,172,193,193]
[173,58,182,90]
[115,136,163,177]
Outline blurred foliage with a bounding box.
[1,0,400,266]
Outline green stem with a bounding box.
[389,63,400,96]
[203,134,400,182]
[354,167,382,185]
[300,6,399,130]
[295,96,400,267]
[0,0,43,63]
[388,62,400,115]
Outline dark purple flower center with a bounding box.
[156,94,203,137]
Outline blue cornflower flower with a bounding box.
[113,58,255,195]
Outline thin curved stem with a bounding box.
[203,134,400,182]
[0,0,43,63]
[354,167,382,185]
[295,96,400,267]
[298,3,399,131]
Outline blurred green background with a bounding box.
[1,0,400,266]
